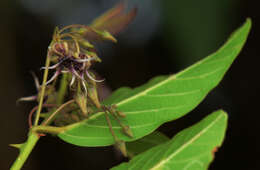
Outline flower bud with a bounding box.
[122,125,133,138]
[115,140,127,157]
[75,92,88,116]
[87,83,101,109]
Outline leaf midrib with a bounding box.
[149,112,225,170]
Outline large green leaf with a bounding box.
[112,110,228,170]
[58,19,251,146]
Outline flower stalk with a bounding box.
[33,54,51,126]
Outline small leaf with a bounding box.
[58,19,251,146]
[90,2,125,29]
[90,2,137,35]
[126,131,170,157]
[76,2,137,43]
[112,110,228,170]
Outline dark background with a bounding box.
[0,0,258,169]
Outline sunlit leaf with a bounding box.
[112,110,228,170]
[57,19,251,146]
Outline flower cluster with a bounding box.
[44,27,106,93]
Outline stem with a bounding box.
[104,109,118,141]
[57,74,68,105]
[10,132,40,170]
[10,100,72,170]
[28,104,56,128]
[34,55,51,125]
[32,125,66,134]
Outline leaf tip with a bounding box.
[245,18,252,31]
[246,18,252,26]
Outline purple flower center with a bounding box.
[59,56,84,72]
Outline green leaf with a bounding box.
[58,19,251,146]
[126,131,170,157]
[112,110,228,170]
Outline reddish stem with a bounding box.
[28,104,56,129]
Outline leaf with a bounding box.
[90,2,137,35]
[111,110,228,170]
[58,19,251,146]
[78,2,137,43]
[90,2,125,29]
[126,131,170,157]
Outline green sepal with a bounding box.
[87,74,101,108]
[75,92,88,116]
[115,140,127,157]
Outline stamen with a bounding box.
[45,70,61,85]
[40,62,60,70]
[70,75,76,87]
[81,81,88,94]
[71,68,82,79]
[86,70,105,82]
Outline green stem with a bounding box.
[11,43,70,169]
[34,55,51,125]
[10,132,39,170]
[32,125,66,134]
[11,54,52,169]
[57,74,69,105]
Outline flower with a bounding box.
[43,28,106,93]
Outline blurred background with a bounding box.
[0,0,258,169]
